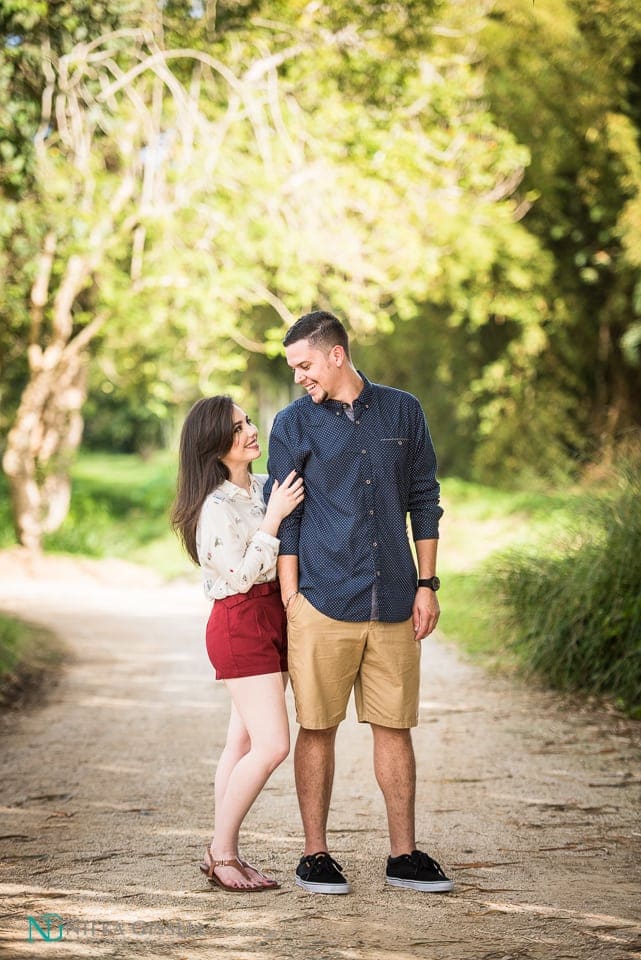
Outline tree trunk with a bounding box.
[2,345,89,551]
[1,226,105,551]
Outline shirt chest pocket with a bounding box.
[379,437,411,472]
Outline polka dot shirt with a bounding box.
[265,373,443,622]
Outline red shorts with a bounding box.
[205,581,287,680]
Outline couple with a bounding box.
[172,310,453,895]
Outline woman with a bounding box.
[171,395,303,892]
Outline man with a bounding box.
[265,310,453,895]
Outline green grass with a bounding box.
[0,613,66,708]
[437,572,509,666]
[489,464,641,715]
[0,449,272,578]
[436,477,583,665]
[439,477,583,566]
[46,450,192,578]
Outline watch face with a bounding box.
[432,576,441,591]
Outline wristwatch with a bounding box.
[417,576,440,591]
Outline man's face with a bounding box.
[285,339,340,404]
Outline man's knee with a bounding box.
[298,725,339,743]
[371,723,413,742]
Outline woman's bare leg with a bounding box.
[214,702,250,815]
[209,672,289,889]
[210,700,275,884]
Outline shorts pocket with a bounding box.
[286,591,306,619]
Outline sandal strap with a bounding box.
[211,857,245,869]
[202,849,252,879]
[209,856,253,882]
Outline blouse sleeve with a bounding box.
[198,497,279,594]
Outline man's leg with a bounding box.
[293,724,350,894]
[371,723,416,856]
[371,722,454,891]
[286,595,362,893]
[294,725,338,854]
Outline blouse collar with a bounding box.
[217,476,259,501]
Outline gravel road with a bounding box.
[0,552,640,960]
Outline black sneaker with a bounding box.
[386,849,453,892]
[295,852,351,895]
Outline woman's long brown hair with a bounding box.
[171,395,237,564]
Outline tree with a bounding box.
[1,2,314,547]
[479,0,641,466]
[2,0,553,547]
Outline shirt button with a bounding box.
[369,510,374,515]
[361,449,367,454]
[355,420,360,424]
[376,571,381,576]
[373,541,378,547]
[365,479,371,485]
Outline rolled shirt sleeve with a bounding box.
[408,398,443,541]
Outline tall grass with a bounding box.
[491,464,641,715]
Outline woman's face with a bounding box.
[220,405,260,472]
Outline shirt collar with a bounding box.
[324,371,373,413]
[217,477,258,500]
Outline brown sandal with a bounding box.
[239,858,280,889]
[199,848,271,892]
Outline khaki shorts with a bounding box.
[286,592,421,730]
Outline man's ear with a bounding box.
[331,345,345,367]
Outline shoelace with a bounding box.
[408,850,447,879]
[303,853,344,878]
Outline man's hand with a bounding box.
[412,587,440,640]
[277,554,299,609]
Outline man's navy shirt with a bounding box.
[265,373,443,623]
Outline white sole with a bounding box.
[386,876,454,892]
[295,876,351,895]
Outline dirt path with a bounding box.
[0,552,640,960]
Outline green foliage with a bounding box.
[437,477,581,665]
[0,0,561,475]
[480,0,641,460]
[0,0,139,436]
[490,462,641,714]
[0,469,16,547]
[438,572,508,668]
[2,0,641,488]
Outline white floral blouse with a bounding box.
[196,474,279,602]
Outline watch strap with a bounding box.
[417,577,440,590]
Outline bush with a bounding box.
[491,463,641,715]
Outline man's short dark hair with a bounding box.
[283,310,350,357]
